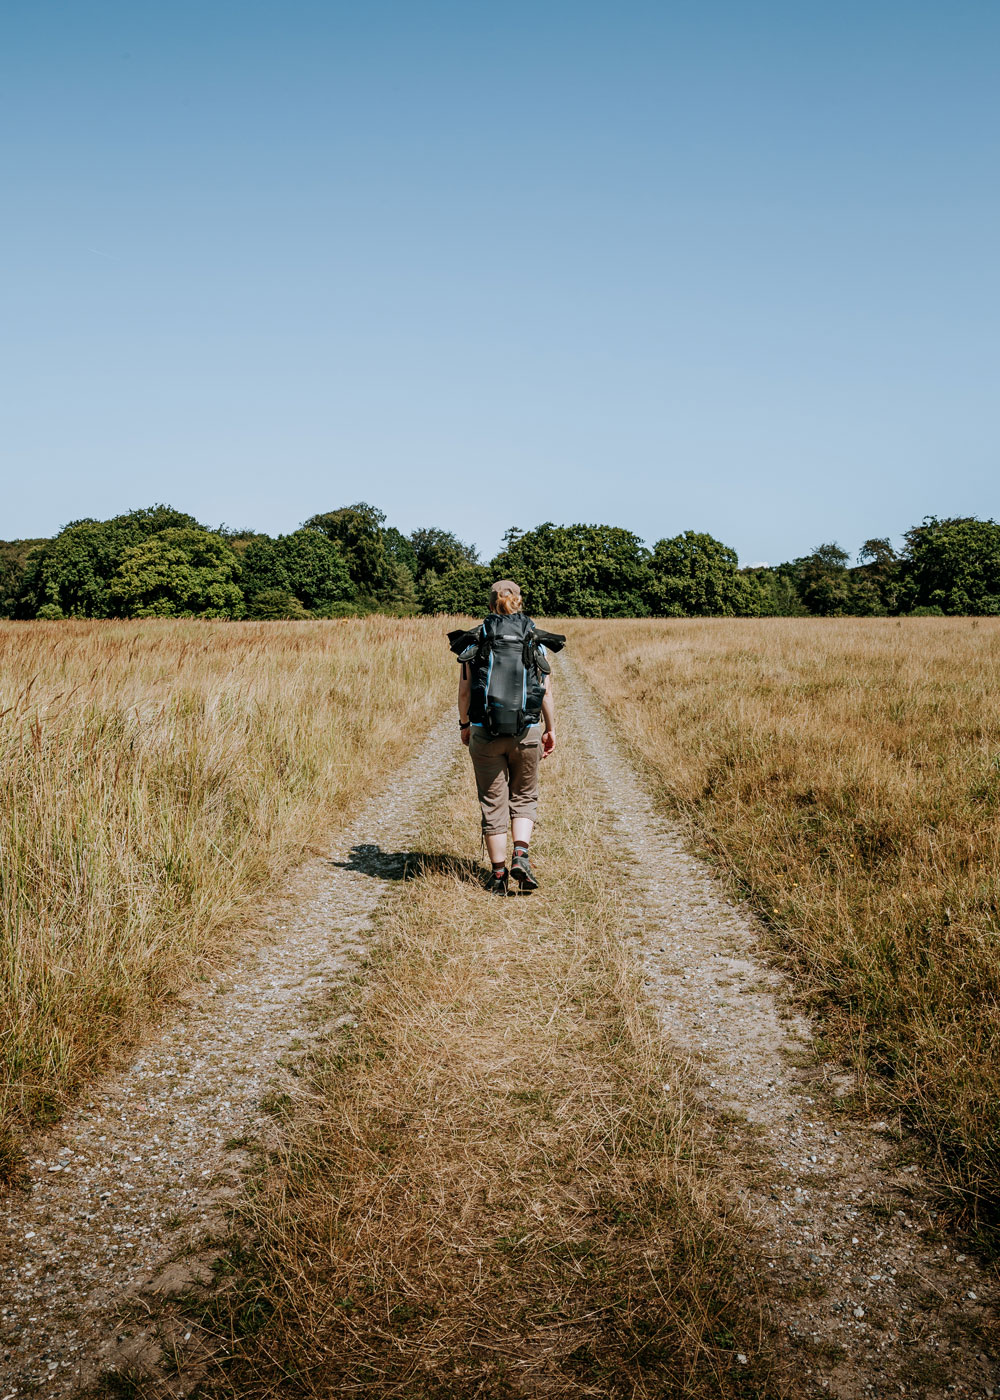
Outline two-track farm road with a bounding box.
[2,655,998,1399]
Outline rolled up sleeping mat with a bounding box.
[447,627,481,655]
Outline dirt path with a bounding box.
[0,710,459,1398]
[562,656,1000,1398]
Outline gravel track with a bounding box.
[562,656,1000,1399]
[0,710,458,1398]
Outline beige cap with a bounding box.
[489,578,521,605]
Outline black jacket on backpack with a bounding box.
[448,615,566,738]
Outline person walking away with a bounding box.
[448,579,565,894]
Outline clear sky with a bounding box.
[3,1,998,565]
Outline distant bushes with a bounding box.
[3,504,999,620]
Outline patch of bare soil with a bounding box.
[0,711,458,1399]
[564,657,1000,1399]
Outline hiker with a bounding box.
[448,579,565,895]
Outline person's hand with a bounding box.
[542,729,555,757]
[461,726,471,747]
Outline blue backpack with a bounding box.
[448,616,566,738]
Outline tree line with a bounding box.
[1,503,999,620]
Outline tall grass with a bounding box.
[0,618,452,1169]
[571,617,1000,1239]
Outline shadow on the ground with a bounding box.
[328,844,484,884]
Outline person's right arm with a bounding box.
[458,663,472,747]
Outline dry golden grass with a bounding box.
[570,617,1000,1239]
[0,617,453,1169]
[199,703,782,1399]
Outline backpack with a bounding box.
[448,616,566,738]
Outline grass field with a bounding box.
[571,617,1000,1239]
[0,617,452,1172]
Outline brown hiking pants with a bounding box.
[468,724,543,834]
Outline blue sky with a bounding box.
[3,1,998,564]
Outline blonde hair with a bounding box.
[494,588,523,615]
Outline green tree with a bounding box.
[900,516,1000,615]
[410,527,479,579]
[851,538,901,614]
[384,526,419,579]
[239,537,291,599]
[419,563,492,615]
[276,530,354,611]
[792,543,851,616]
[0,554,16,618]
[491,523,651,616]
[242,531,355,613]
[647,531,755,616]
[247,588,311,620]
[17,506,200,618]
[845,572,886,616]
[378,562,420,614]
[740,565,806,617]
[303,502,394,600]
[0,539,47,617]
[0,537,46,616]
[109,528,244,618]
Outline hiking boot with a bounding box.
[509,850,539,891]
[486,868,510,896]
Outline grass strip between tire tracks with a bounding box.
[197,703,784,1398]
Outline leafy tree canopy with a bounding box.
[740,565,807,617]
[247,588,311,620]
[108,528,244,618]
[647,531,754,616]
[278,530,353,611]
[901,516,1000,615]
[791,542,851,617]
[303,502,394,599]
[852,537,900,614]
[491,523,651,617]
[0,539,47,618]
[410,527,479,579]
[418,563,492,615]
[10,501,1000,620]
[383,527,419,579]
[239,537,291,599]
[17,506,200,618]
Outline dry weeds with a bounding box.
[0,617,452,1170]
[570,617,1000,1242]
[197,704,782,1399]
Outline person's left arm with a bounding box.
[541,674,555,756]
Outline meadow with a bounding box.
[5,613,999,1244]
[571,617,1000,1238]
[0,617,453,1172]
